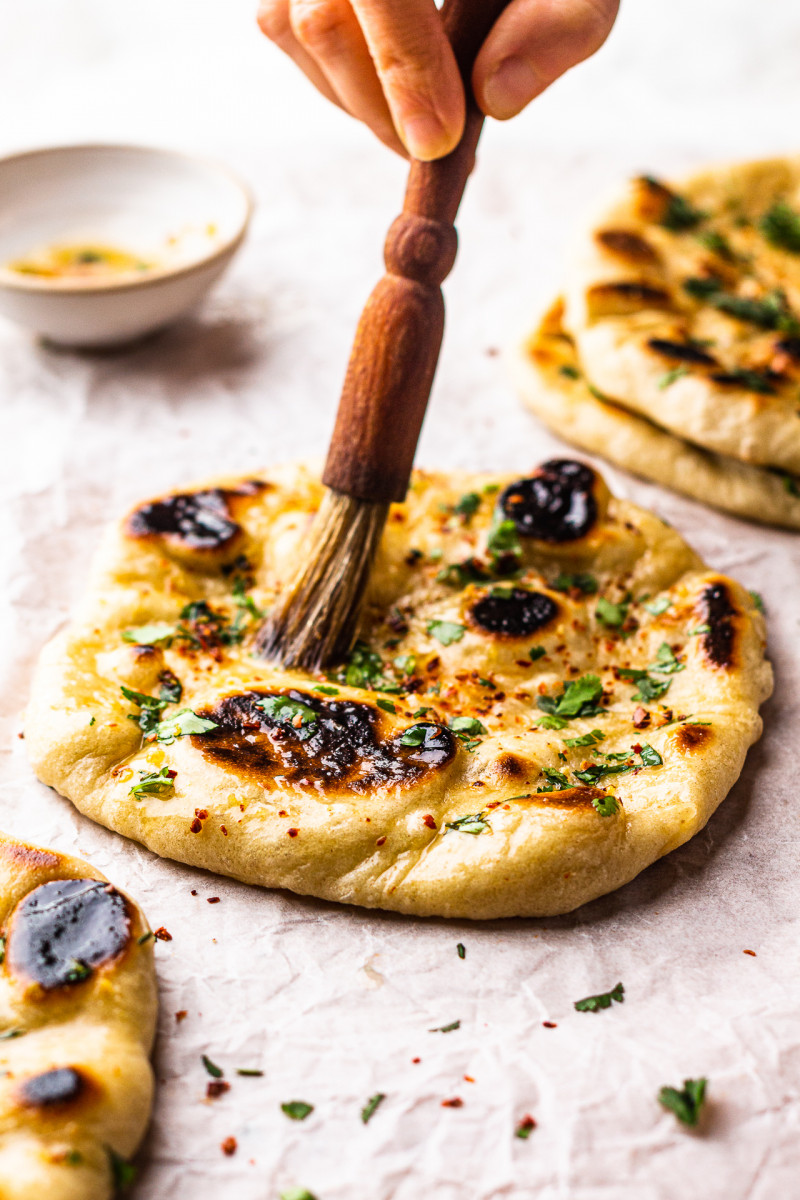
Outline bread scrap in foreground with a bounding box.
[26,462,772,919]
[563,157,800,474]
[511,298,800,529]
[0,832,156,1199]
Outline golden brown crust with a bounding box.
[25,463,772,919]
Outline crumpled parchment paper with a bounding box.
[2,1,800,1196]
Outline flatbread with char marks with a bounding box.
[564,158,800,474]
[25,463,771,918]
[511,298,800,529]
[0,833,156,1199]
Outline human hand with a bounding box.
[257,0,619,160]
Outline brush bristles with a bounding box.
[255,489,390,671]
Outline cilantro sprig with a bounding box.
[658,1077,707,1126]
[538,675,604,725]
[129,766,176,798]
[574,982,625,1013]
[445,812,490,835]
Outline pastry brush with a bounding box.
[257,0,512,670]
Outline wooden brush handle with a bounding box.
[322,0,513,504]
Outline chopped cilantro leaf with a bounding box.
[158,670,182,705]
[658,366,690,389]
[683,278,800,334]
[596,596,630,627]
[559,364,580,379]
[120,685,168,734]
[398,724,428,747]
[281,1101,314,1121]
[649,642,685,674]
[130,766,175,798]
[697,229,735,259]
[377,699,396,714]
[231,574,263,620]
[537,768,571,792]
[154,708,218,744]
[202,1055,223,1079]
[574,981,625,1012]
[515,1115,537,1139]
[553,572,598,594]
[618,668,672,702]
[137,931,154,945]
[529,646,546,662]
[644,596,671,616]
[236,1068,264,1076]
[453,492,481,522]
[280,1191,318,1200]
[429,1020,460,1033]
[538,674,604,720]
[121,622,176,645]
[564,729,605,748]
[689,624,711,636]
[658,1077,707,1126]
[411,707,433,719]
[257,696,318,727]
[393,654,416,676]
[783,474,800,497]
[361,1093,386,1124]
[0,1027,24,1040]
[313,685,339,695]
[486,516,522,564]
[592,794,619,816]
[457,943,466,959]
[749,590,765,612]
[639,743,663,767]
[437,558,491,588]
[448,716,487,738]
[641,179,706,231]
[445,812,489,835]
[339,641,389,690]
[760,201,800,253]
[108,1148,137,1189]
[427,620,465,646]
[537,713,569,730]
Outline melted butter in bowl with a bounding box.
[8,242,155,282]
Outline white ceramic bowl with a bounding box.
[0,144,253,348]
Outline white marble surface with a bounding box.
[1,2,800,1197]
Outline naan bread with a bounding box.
[26,463,771,919]
[564,158,800,474]
[512,299,800,529]
[0,833,156,1199]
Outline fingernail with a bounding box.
[484,56,540,120]
[399,112,452,162]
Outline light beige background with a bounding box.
[0,2,798,1197]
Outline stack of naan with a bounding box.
[512,158,800,528]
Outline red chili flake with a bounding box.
[515,660,530,668]
[220,825,228,836]
[195,808,209,820]
[16,732,24,739]
[278,810,288,817]
[376,836,387,846]
[515,1114,537,1138]
[463,1075,475,1083]
[207,1080,230,1100]
[632,743,643,754]
[191,890,198,896]
[189,818,203,834]
[412,1057,421,1064]
[542,1021,557,1028]
[423,814,437,830]
[485,346,499,357]
[154,927,172,942]
[632,706,650,729]
[221,1137,237,1156]
[207,897,220,904]
[441,1097,463,1108]
[743,949,756,956]
[175,1010,188,1022]
[288,828,299,838]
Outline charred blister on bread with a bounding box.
[467,587,559,638]
[125,481,266,568]
[516,786,617,812]
[193,691,456,793]
[595,228,660,265]
[585,281,675,320]
[674,723,713,752]
[699,582,738,668]
[17,1067,91,1111]
[5,879,132,991]
[646,337,718,365]
[499,460,602,544]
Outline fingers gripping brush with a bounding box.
[257,0,512,670]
